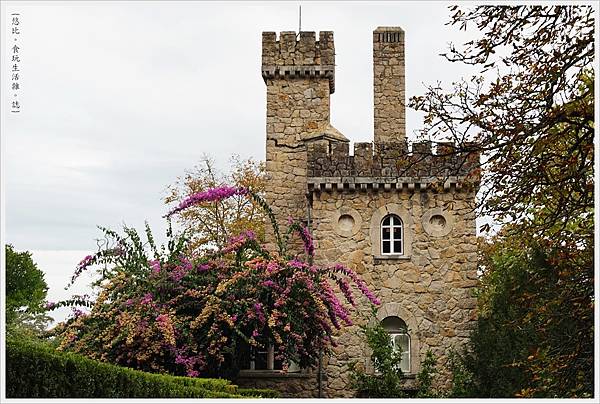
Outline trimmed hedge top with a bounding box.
[6,338,279,398]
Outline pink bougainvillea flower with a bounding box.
[165,185,249,218]
[140,292,154,305]
[70,254,95,285]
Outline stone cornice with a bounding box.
[307,175,468,193]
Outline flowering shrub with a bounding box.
[50,186,380,378]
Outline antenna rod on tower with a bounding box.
[299,5,302,33]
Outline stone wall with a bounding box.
[310,188,479,397]
[235,373,320,398]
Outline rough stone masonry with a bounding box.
[235,27,480,398]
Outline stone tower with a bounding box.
[236,27,480,398]
[261,31,348,245]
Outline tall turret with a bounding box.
[262,31,347,245]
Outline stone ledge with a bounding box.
[373,255,411,261]
[262,66,335,93]
[237,370,313,379]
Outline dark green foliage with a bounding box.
[6,338,278,398]
[450,238,594,398]
[349,321,405,398]
[447,350,474,397]
[416,351,440,398]
[5,244,50,329]
[349,320,442,398]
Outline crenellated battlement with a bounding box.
[307,140,480,192]
[262,31,335,93]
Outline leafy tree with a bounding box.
[50,186,380,379]
[164,155,267,255]
[5,244,51,335]
[451,229,593,398]
[410,5,594,242]
[408,5,594,398]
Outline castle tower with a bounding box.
[261,31,348,246]
[373,27,406,143]
[237,27,479,398]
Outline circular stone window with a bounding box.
[422,209,454,237]
[338,214,355,232]
[334,208,362,238]
[429,214,447,231]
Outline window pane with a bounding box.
[382,317,407,332]
[393,334,404,351]
[255,351,268,370]
[383,216,390,226]
[382,227,390,240]
[398,334,409,352]
[400,352,410,373]
[382,240,390,253]
[393,227,402,240]
[393,240,402,254]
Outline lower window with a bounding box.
[382,316,411,373]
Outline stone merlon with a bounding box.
[262,31,335,93]
[307,140,480,191]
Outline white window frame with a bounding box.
[245,342,300,373]
[380,214,403,255]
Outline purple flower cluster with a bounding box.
[148,259,161,274]
[70,254,95,285]
[336,277,356,307]
[71,307,87,318]
[140,292,154,305]
[175,349,205,378]
[165,185,249,218]
[220,230,256,254]
[45,301,56,310]
[197,263,211,272]
[288,258,306,269]
[330,263,381,306]
[320,279,353,328]
[170,267,187,282]
[300,225,315,256]
[253,302,266,324]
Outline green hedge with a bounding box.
[237,388,282,398]
[6,338,278,398]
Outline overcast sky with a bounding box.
[2,1,484,323]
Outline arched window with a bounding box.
[381,214,403,255]
[382,316,410,373]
